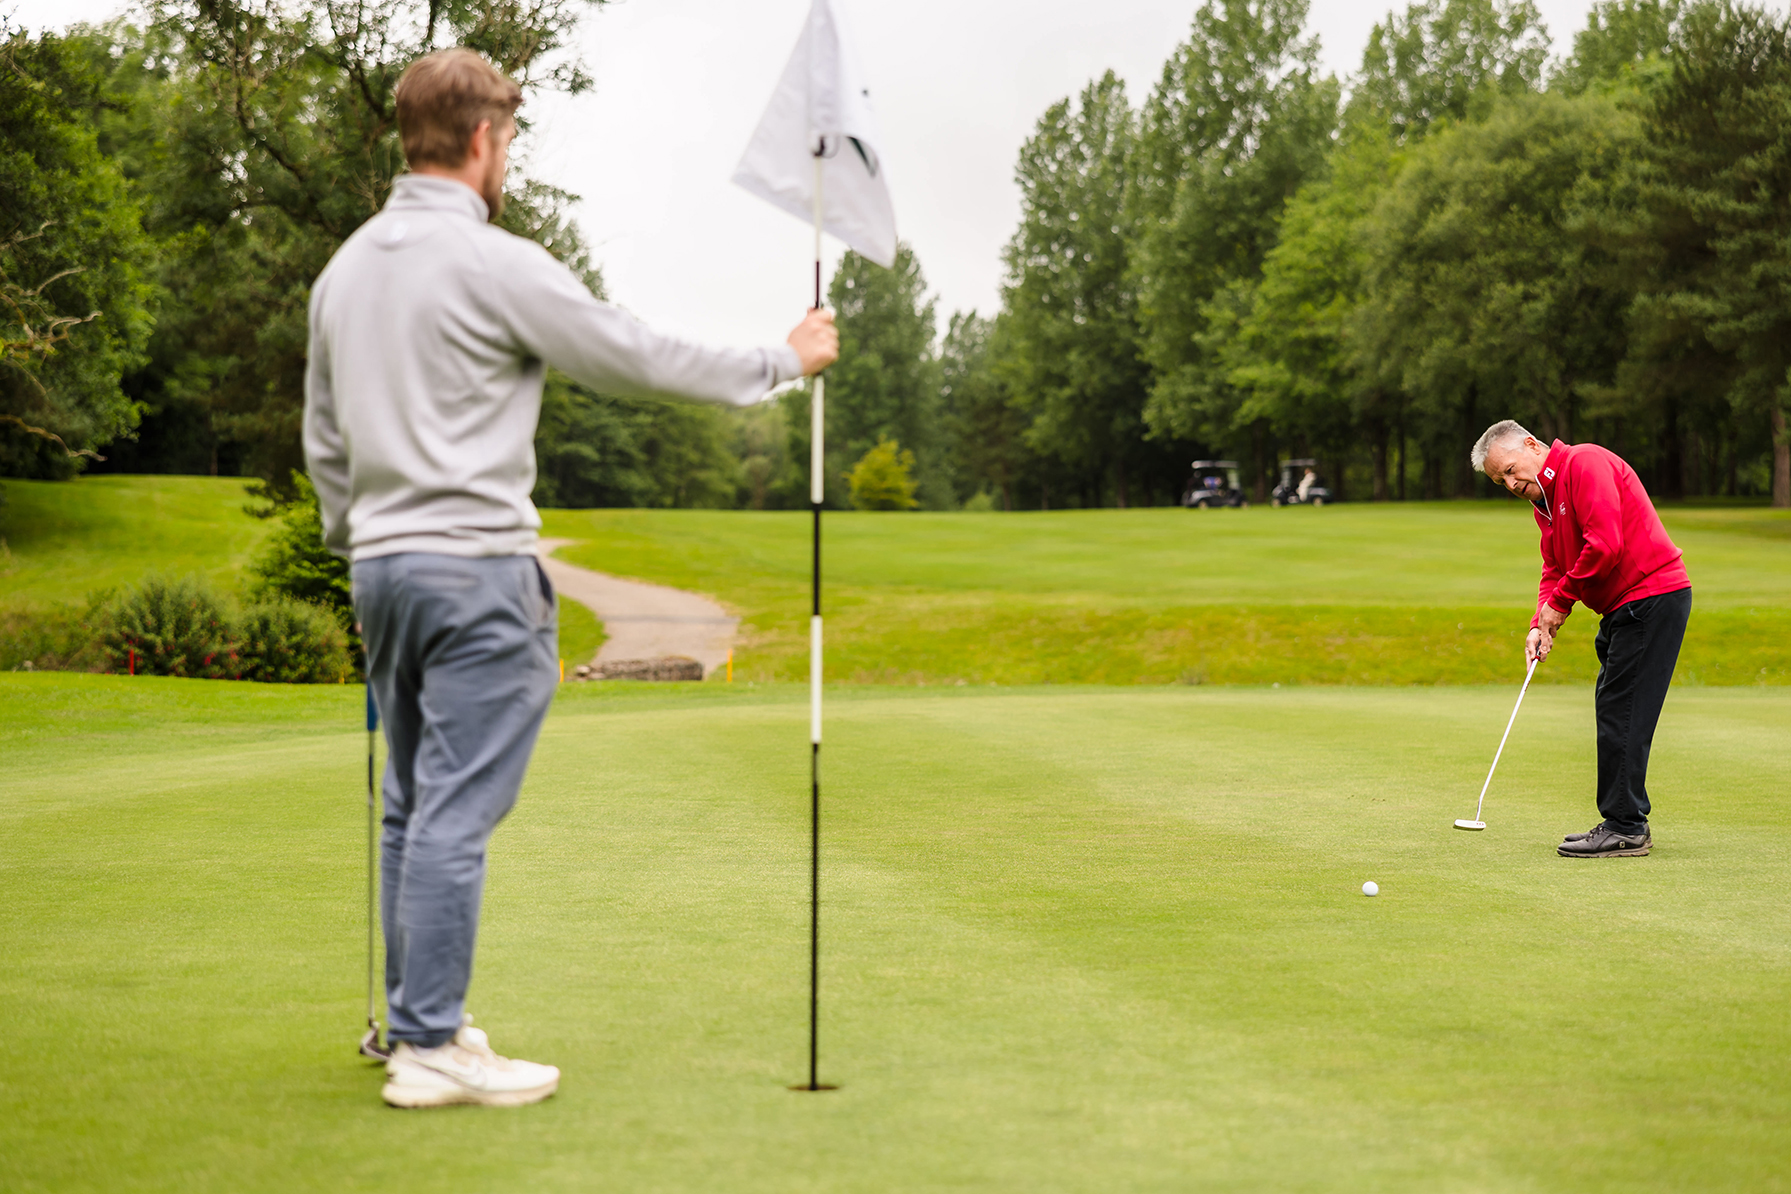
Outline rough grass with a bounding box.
[6,478,1784,685]
[0,476,609,670]
[0,475,272,607]
[3,673,1788,1192]
[553,593,604,669]
[540,504,1791,686]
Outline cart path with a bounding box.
[533,538,739,678]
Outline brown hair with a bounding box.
[394,49,523,169]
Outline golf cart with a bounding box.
[1181,460,1247,509]
[1271,458,1333,506]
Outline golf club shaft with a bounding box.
[1473,657,1539,822]
[367,728,377,1034]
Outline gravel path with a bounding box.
[533,538,739,679]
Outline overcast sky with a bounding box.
[10,0,1789,349]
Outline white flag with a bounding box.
[732,0,897,268]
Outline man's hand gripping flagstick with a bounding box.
[732,0,896,1093]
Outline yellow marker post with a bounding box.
[559,658,565,683]
[727,648,734,684]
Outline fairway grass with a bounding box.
[5,675,1787,1192]
[541,505,1791,687]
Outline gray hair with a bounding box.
[1470,420,1534,474]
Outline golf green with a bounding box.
[4,674,1786,1191]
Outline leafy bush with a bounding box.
[9,572,353,683]
[847,438,920,510]
[99,573,238,677]
[235,597,352,683]
[244,472,363,676]
[246,473,354,622]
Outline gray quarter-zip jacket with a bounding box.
[304,175,802,560]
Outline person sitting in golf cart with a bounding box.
[1271,459,1331,506]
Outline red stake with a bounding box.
[128,647,135,676]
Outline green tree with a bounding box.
[633,399,740,508]
[0,27,156,479]
[941,311,1032,510]
[1220,125,1402,496]
[1352,90,1643,497]
[1350,0,1550,139]
[532,372,740,510]
[103,0,607,490]
[728,399,791,510]
[245,471,352,615]
[1000,72,1163,506]
[792,244,943,508]
[1620,1,1791,504]
[1555,0,1684,95]
[1131,0,1339,496]
[845,437,918,510]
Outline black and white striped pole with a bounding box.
[804,148,831,1093]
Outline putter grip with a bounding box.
[365,687,379,733]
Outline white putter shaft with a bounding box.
[1456,656,1540,831]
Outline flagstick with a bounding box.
[805,151,828,1093]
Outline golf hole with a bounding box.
[789,1084,840,1092]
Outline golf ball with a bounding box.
[1362,881,1379,897]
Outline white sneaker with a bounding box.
[381,1017,560,1108]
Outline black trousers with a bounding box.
[1593,587,1692,833]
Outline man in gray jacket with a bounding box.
[303,49,837,1109]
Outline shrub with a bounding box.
[99,574,239,678]
[961,491,997,512]
[245,472,358,655]
[235,597,352,683]
[8,573,353,683]
[847,438,920,510]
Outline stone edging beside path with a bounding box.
[532,538,739,680]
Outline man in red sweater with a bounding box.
[1472,420,1693,858]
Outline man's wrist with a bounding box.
[772,344,804,384]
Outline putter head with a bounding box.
[1453,819,1487,831]
[359,1027,392,1061]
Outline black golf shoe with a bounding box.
[1561,822,1651,843]
[1557,824,1651,858]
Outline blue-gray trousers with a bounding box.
[352,553,558,1047]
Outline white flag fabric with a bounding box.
[732,0,897,268]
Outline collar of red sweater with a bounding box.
[1532,439,1571,521]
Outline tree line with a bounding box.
[935,0,1791,509]
[2,0,1787,510]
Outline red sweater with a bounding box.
[1529,440,1690,629]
